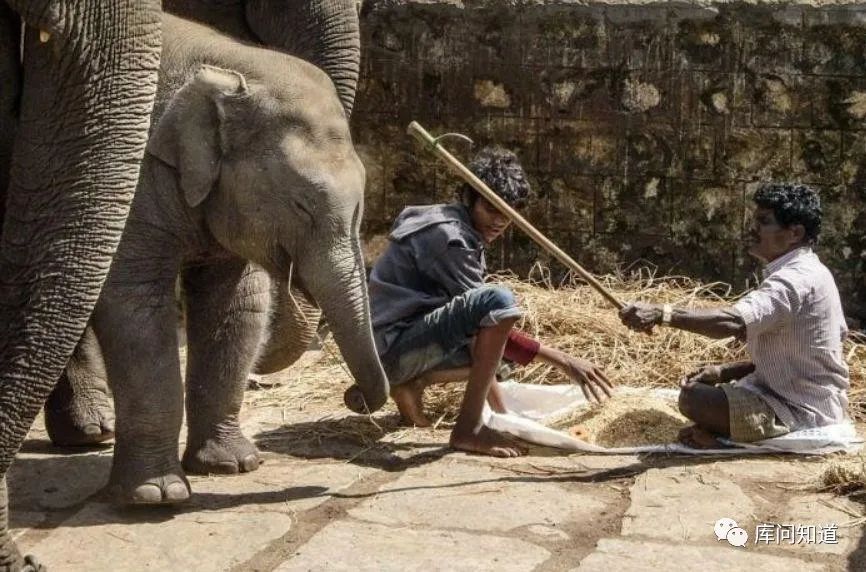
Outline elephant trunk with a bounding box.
[297,235,389,412]
[0,2,20,218]
[245,0,360,116]
[0,2,162,477]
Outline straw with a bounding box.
[246,264,866,449]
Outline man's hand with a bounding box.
[618,302,662,333]
[682,365,722,386]
[556,354,614,403]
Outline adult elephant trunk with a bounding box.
[0,1,161,568]
[163,0,360,116]
[245,0,360,116]
[0,1,21,225]
[295,233,389,412]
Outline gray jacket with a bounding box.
[369,203,485,356]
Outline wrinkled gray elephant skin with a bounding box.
[0,2,162,570]
[165,0,361,116]
[43,326,115,447]
[46,0,361,449]
[90,14,388,505]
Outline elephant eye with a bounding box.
[291,200,313,221]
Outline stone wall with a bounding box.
[351,0,866,321]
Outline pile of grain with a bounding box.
[547,390,689,447]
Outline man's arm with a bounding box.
[670,306,747,339]
[502,330,613,402]
[619,303,746,339]
[534,343,614,402]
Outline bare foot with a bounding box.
[678,425,729,449]
[391,380,432,427]
[450,425,527,457]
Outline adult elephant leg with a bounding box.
[0,478,40,572]
[0,2,161,568]
[254,278,322,375]
[44,325,115,447]
[182,260,268,475]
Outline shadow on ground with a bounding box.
[846,492,866,570]
[9,420,848,539]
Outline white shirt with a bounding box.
[733,247,849,429]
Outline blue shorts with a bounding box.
[380,286,522,386]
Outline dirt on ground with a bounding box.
[8,349,866,571]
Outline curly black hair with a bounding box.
[458,146,532,209]
[753,182,822,244]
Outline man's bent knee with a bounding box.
[678,383,698,421]
[472,286,521,327]
[484,285,517,309]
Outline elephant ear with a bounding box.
[147,65,248,208]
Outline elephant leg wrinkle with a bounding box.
[181,259,267,475]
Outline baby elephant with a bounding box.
[87,14,388,504]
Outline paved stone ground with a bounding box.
[8,349,866,571]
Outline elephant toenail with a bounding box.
[215,461,241,474]
[131,483,164,504]
[23,554,45,572]
[241,455,260,472]
[82,424,101,436]
[164,481,191,502]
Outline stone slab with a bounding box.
[276,520,550,572]
[575,538,826,571]
[21,459,371,572]
[347,459,609,533]
[622,466,755,542]
[772,494,862,556]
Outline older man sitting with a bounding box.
[619,182,849,448]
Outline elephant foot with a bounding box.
[44,377,115,447]
[182,433,261,475]
[21,555,45,572]
[108,459,190,505]
[0,534,45,572]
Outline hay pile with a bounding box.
[848,333,866,421]
[413,266,866,426]
[547,389,689,447]
[820,454,866,494]
[250,265,866,444]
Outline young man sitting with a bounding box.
[368,147,612,458]
[619,182,849,448]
